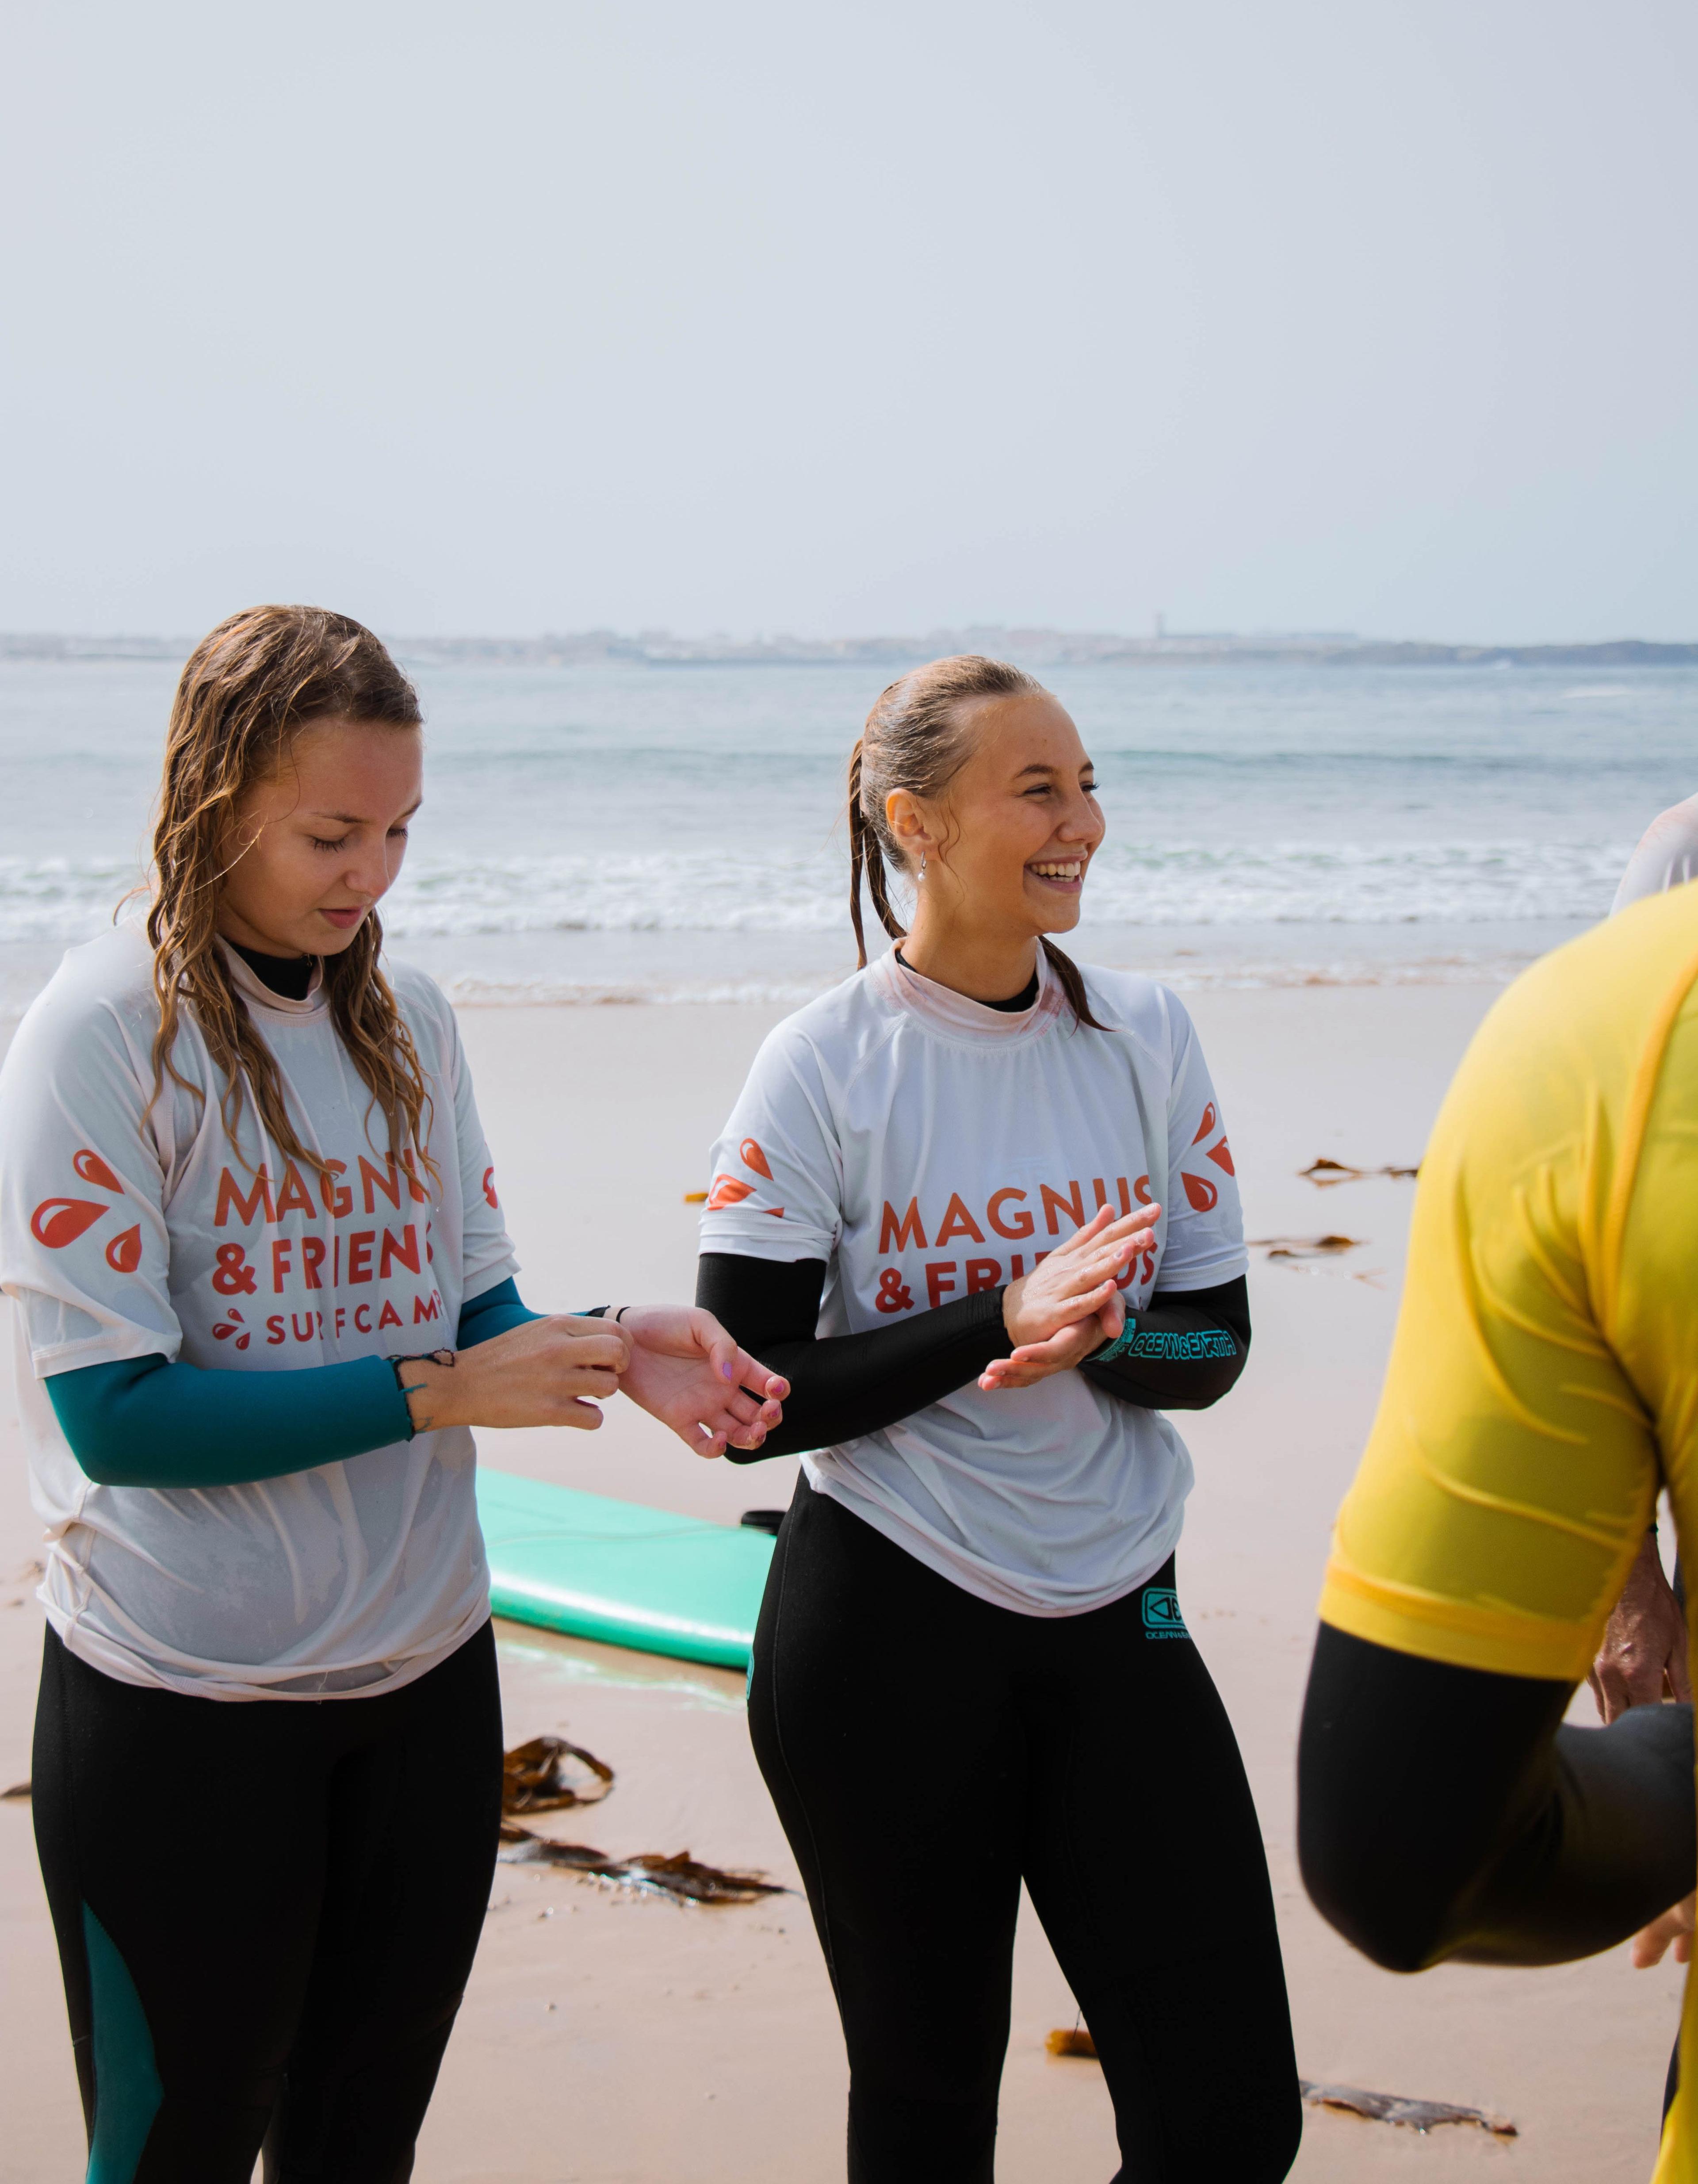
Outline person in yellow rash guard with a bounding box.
[1297,883,1698,2183]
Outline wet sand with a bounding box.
[0,983,1685,2182]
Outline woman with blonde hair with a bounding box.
[1,605,785,2181]
[698,656,1298,2180]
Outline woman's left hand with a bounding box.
[978,1292,1126,1392]
[613,1306,789,1457]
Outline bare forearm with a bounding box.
[1590,1525,1689,1722]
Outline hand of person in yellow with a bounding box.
[1633,1893,1694,1970]
[1588,1528,1690,1723]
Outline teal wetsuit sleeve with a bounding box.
[46,1279,578,1489]
[457,1282,612,1346]
[45,1353,413,1490]
[456,1276,544,1348]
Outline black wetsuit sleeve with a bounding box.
[695,1253,1008,1462]
[1080,1275,1250,1411]
[1297,1622,1696,1970]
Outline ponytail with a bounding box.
[1039,938,1107,1032]
[848,661,1108,1031]
[847,739,908,970]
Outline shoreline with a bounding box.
[0,918,1585,1030]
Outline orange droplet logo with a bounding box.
[741,1139,773,1179]
[482,1167,499,1210]
[1180,1171,1219,1213]
[707,1175,754,1209]
[1206,1138,1235,1175]
[105,1225,142,1273]
[31,1198,106,1249]
[1191,1103,1217,1146]
[74,1149,124,1193]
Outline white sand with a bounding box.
[0,984,1684,2182]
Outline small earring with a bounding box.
[918,853,927,883]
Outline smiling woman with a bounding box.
[0,604,787,2182]
[846,652,1110,1028]
[696,656,1299,2182]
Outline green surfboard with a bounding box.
[475,1468,775,1670]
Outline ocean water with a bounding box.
[1,654,1693,1016]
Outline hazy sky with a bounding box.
[3,0,1694,642]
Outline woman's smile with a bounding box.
[1027,853,1090,894]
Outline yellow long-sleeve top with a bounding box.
[1319,883,1698,2183]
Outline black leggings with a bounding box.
[32,1619,503,2184]
[748,1478,1300,2183]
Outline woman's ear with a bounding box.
[886,788,936,863]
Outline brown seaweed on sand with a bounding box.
[1300,2080,1516,2137]
[502,1734,614,1815]
[1300,1158,1418,1187]
[497,1821,786,1905]
[1048,2034,1514,2137]
[1248,1235,1363,1258]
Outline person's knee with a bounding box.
[264,2017,455,2184]
[1090,1983,1300,2184]
[1249,2084,1304,2182]
[847,2082,998,2184]
[835,1948,1010,2094]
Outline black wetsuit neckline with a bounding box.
[893,950,1039,1014]
[229,940,316,1002]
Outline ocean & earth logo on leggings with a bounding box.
[1142,1589,1188,1639]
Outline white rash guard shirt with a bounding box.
[1613,794,1698,914]
[0,927,518,1698]
[700,948,1247,1614]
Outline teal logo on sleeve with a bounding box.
[1142,1587,1188,1639]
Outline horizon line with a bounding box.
[3,625,1696,666]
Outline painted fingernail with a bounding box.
[722,1363,734,1379]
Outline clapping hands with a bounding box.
[978,1201,1160,1393]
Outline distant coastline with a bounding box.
[4,627,1696,669]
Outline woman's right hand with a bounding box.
[398,1315,632,1435]
[1000,1203,1160,1349]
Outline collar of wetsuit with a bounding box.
[893,950,1039,1014]
[229,941,317,1002]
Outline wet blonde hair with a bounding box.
[144,604,435,1176]
[847,653,1106,1029]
